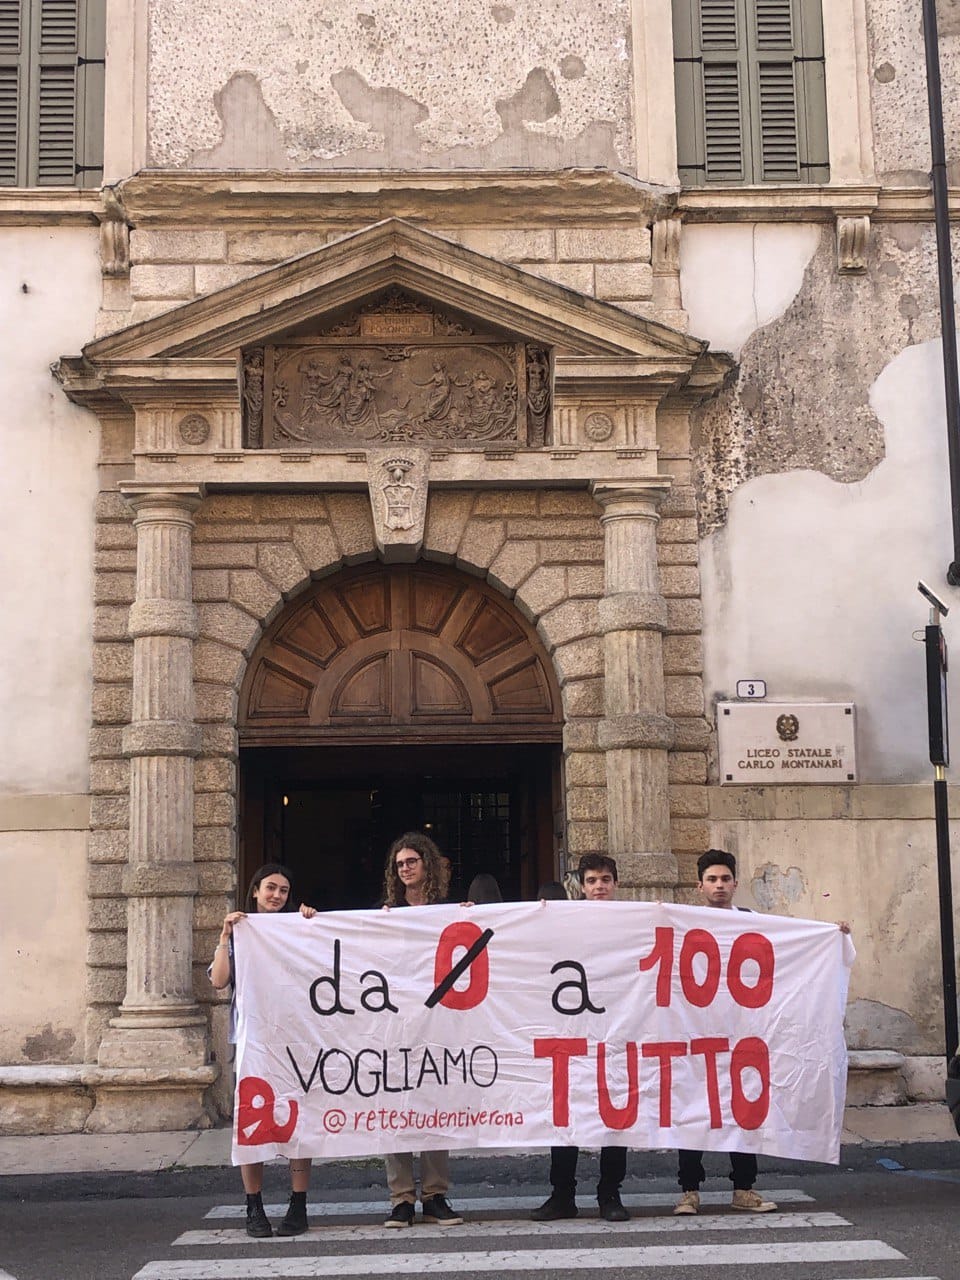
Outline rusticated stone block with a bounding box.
[194,640,245,686]
[258,541,308,595]
[562,678,604,718]
[598,593,668,633]
[540,598,600,648]
[540,538,603,564]
[598,714,675,752]
[229,569,283,621]
[563,720,599,752]
[325,493,375,560]
[527,262,594,293]
[227,230,331,262]
[660,485,698,517]
[658,517,698,543]
[94,573,136,605]
[87,896,126,930]
[199,495,258,521]
[291,523,341,575]
[95,521,136,550]
[131,228,226,263]
[671,717,713,751]
[198,862,237,894]
[95,492,130,521]
[553,637,603,681]
[198,603,261,653]
[88,829,129,863]
[670,818,712,852]
[668,751,708,784]
[515,566,568,620]
[195,894,235,930]
[195,263,259,295]
[566,786,608,821]
[89,759,129,796]
[95,549,136,571]
[89,795,128,830]
[657,542,699,566]
[456,227,556,262]
[566,821,608,853]
[665,676,704,717]
[507,516,599,540]
[199,724,239,758]
[669,785,709,817]
[129,264,194,300]
[92,684,132,725]
[456,520,506,572]
[666,598,703,635]
[257,494,329,520]
[195,521,266,544]
[85,967,125,1003]
[539,491,599,517]
[192,543,258,569]
[660,566,701,598]
[195,792,236,827]
[663,634,704,675]
[87,932,127,967]
[89,727,123,760]
[195,759,237,794]
[194,683,238,723]
[564,752,606,787]
[194,826,236,861]
[487,541,539,596]
[566,565,604,597]
[423,491,473,560]
[595,262,654,301]
[193,570,231,602]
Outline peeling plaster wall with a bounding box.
[716,819,956,1055]
[146,0,634,170]
[867,0,960,182]
[701,338,959,783]
[687,222,943,532]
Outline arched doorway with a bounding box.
[238,562,564,907]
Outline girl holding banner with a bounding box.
[210,862,316,1239]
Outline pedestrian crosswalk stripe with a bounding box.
[133,1239,905,1279]
[204,1188,812,1219]
[175,1210,850,1246]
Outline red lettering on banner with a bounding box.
[679,929,722,1007]
[690,1037,730,1128]
[597,1041,639,1129]
[637,927,674,1007]
[730,1037,771,1129]
[534,1037,589,1126]
[237,1076,298,1145]
[433,922,490,1010]
[641,1041,687,1127]
[727,933,776,1008]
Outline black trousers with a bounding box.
[549,1145,626,1198]
[677,1148,757,1192]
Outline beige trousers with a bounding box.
[385,1150,450,1205]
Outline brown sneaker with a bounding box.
[731,1189,777,1212]
[673,1190,700,1216]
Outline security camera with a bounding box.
[918,580,950,616]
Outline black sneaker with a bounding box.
[530,1193,578,1222]
[421,1195,464,1225]
[598,1192,630,1222]
[384,1201,416,1228]
[245,1203,273,1238]
[276,1195,309,1236]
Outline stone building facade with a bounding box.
[1,0,959,1131]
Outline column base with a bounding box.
[98,1016,210,1070]
[83,1065,218,1133]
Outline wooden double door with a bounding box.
[238,563,565,909]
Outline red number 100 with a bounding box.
[638,928,775,1009]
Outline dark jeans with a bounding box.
[677,1148,757,1192]
[549,1145,626,1199]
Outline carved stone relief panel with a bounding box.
[239,292,552,449]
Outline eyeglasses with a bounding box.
[395,857,422,870]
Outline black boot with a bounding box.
[530,1191,578,1221]
[277,1190,309,1236]
[245,1193,273,1238]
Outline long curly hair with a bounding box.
[382,831,446,906]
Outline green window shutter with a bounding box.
[673,0,829,187]
[0,0,101,186]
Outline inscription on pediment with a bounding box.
[240,292,551,449]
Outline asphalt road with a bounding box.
[1,1152,959,1280]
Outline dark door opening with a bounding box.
[239,743,562,911]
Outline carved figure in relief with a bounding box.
[242,350,265,448]
[344,360,390,434]
[526,347,550,447]
[299,354,351,428]
[463,368,516,437]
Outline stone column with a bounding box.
[91,483,216,1130]
[591,481,677,900]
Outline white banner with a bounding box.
[232,901,853,1166]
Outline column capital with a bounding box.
[120,483,205,519]
[590,478,673,516]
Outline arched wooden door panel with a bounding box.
[240,563,563,744]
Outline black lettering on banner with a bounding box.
[318,1047,355,1095]
[286,1046,323,1093]
[417,1047,443,1087]
[308,939,356,1017]
[469,1045,499,1087]
[359,968,399,1014]
[354,1047,384,1098]
[442,1047,467,1082]
[550,960,606,1015]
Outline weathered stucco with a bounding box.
[691,222,944,533]
[867,0,960,182]
[0,228,101,794]
[701,339,959,784]
[147,0,634,169]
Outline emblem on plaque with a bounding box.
[178,413,211,445]
[776,713,800,742]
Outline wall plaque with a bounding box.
[717,702,857,785]
[239,291,551,450]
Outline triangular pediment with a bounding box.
[77,219,704,366]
